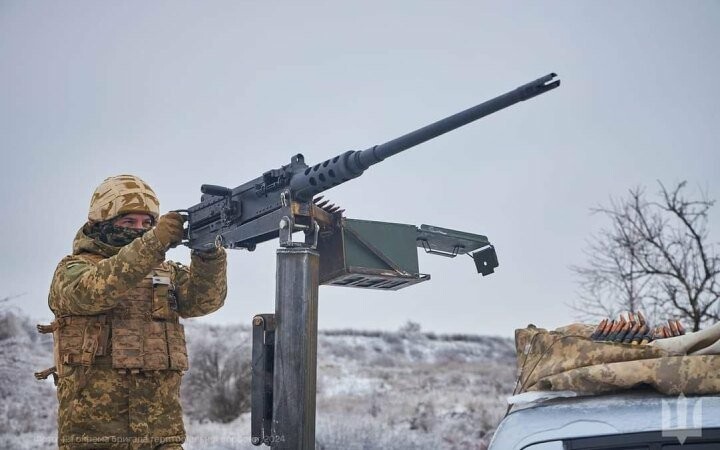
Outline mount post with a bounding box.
[271,246,320,449]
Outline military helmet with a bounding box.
[88,174,160,223]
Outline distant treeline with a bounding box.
[320,327,510,344]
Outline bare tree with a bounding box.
[181,337,252,423]
[572,181,719,331]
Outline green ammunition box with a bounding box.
[318,218,430,290]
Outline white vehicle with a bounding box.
[489,391,720,449]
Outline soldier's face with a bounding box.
[114,213,154,230]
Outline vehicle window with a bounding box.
[662,445,720,449]
[523,441,564,449]
[563,428,720,449]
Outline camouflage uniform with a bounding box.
[514,324,720,396]
[43,175,227,450]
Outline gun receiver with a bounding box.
[185,73,560,251]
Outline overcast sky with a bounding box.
[1,1,718,336]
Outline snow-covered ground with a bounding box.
[0,310,515,449]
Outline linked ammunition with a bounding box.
[638,325,653,345]
[676,320,686,335]
[637,311,646,326]
[651,326,661,340]
[607,317,627,342]
[623,322,643,344]
[590,319,608,340]
[626,313,637,327]
[615,321,633,343]
[601,320,615,341]
[595,320,614,341]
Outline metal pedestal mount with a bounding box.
[251,195,330,450]
[251,246,319,449]
[251,197,499,449]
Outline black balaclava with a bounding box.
[87,217,151,247]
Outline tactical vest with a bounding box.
[37,255,189,381]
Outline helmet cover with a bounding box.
[88,174,160,223]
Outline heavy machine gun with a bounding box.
[183,73,560,254]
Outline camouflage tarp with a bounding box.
[514,323,720,396]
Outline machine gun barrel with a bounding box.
[360,73,559,166]
[289,73,559,201]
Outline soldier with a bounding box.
[40,175,227,449]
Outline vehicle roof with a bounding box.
[490,391,720,449]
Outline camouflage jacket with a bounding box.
[49,225,227,320]
[47,225,227,448]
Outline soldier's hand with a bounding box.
[154,212,186,249]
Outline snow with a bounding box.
[0,310,515,449]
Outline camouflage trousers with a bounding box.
[57,365,185,449]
